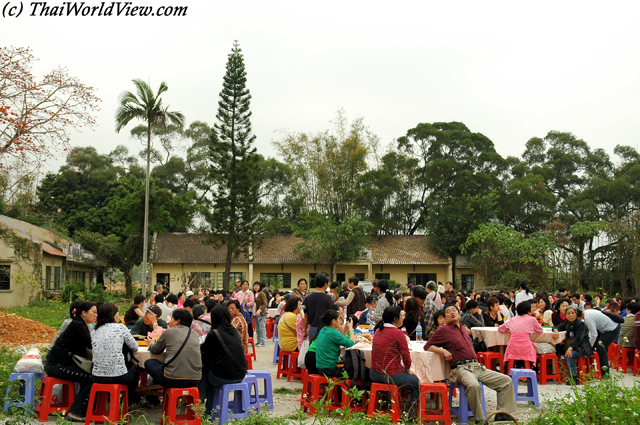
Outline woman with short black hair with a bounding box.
[144,309,201,389]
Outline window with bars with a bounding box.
[0,265,10,290]
[261,273,291,289]
[53,267,62,290]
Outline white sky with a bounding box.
[3,0,640,172]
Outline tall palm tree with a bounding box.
[115,79,185,296]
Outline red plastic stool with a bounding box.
[139,370,148,386]
[247,337,257,361]
[504,359,531,375]
[608,343,620,370]
[85,383,128,424]
[266,319,275,339]
[476,352,503,373]
[419,382,451,425]
[576,353,602,383]
[276,350,295,379]
[161,387,200,425]
[287,352,303,382]
[300,374,346,414]
[537,353,561,385]
[633,350,640,377]
[36,376,75,422]
[367,382,401,424]
[619,347,636,373]
[245,353,253,370]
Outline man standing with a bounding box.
[411,285,438,338]
[302,272,334,341]
[426,281,443,310]
[232,279,242,293]
[337,276,366,317]
[425,305,515,423]
[583,308,621,376]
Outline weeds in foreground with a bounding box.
[525,375,640,425]
[273,387,300,395]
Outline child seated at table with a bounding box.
[498,300,543,367]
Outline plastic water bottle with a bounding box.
[416,322,423,342]
[370,315,376,336]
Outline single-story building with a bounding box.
[0,215,97,308]
[150,233,482,292]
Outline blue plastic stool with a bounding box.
[3,372,44,412]
[243,374,260,411]
[247,370,274,411]
[272,337,280,365]
[509,368,540,408]
[448,381,486,425]
[212,382,251,425]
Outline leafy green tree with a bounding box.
[462,222,557,289]
[115,79,185,295]
[293,213,374,279]
[37,147,195,295]
[427,193,496,282]
[273,110,377,222]
[204,41,262,291]
[397,121,505,235]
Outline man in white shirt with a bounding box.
[583,308,620,376]
[570,293,586,310]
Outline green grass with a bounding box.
[274,387,301,395]
[5,300,71,329]
[5,299,132,330]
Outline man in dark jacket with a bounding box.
[337,276,367,317]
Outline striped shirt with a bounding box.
[371,324,411,376]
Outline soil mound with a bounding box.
[0,312,57,346]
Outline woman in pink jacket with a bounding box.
[498,300,543,366]
[233,280,255,338]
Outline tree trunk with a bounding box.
[451,253,457,288]
[124,268,133,298]
[223,243,233,291]
[141,124,151,297]
[578,241,587,290]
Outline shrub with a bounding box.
[526,376,640,424]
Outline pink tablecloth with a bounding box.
[267,308,278,318]
[348,341,450,383]
[470,327,566,348]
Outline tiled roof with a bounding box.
[153,233,450,265]
[369,235,451,265]
[0,215,69,253]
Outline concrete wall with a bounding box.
[151,261,455,292]
[0,240,51,308]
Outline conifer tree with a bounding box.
[205,41,262,290]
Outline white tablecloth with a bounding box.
[470,327,566,348]
[133,346,166,366]
[267,308,278,318]
[349,341,450,383]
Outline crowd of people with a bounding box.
[45,275,640,423]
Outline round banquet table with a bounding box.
[348,341,450,383]
[470,327,566,348]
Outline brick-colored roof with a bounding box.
[153,233,450,265]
